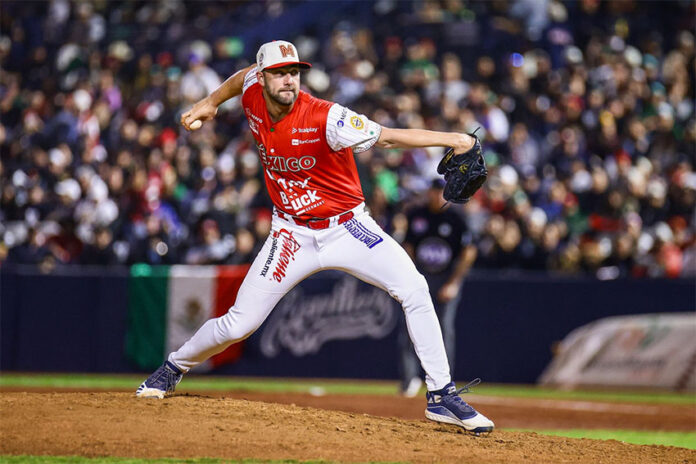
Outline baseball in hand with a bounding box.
[190,120,202,130]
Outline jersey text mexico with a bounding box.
[241,67,381,220]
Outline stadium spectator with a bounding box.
[0,0,693,280]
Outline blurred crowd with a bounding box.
[1,0,694,278]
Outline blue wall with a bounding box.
[451,276,695,383]
[1,266,130,372]
[2,266,694,383]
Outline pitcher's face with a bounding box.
[260,65,300,106]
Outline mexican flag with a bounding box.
[125,264,250,371]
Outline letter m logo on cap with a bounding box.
[279,44,295,58]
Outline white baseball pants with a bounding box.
[169,204,452,391]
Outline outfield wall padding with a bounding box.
[1,265,693,384]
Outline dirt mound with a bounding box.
[4,386,693,431]
[1,392,694,464]
[193,389,696,431]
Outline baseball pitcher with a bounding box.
[136,40,493,434]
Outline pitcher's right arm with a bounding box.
[181,64,256,130]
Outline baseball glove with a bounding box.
[437,133,488,204]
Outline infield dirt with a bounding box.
[1,391,695,463]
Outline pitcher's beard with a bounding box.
[268,88,297,106]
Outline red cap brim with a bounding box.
[263,61,312,70]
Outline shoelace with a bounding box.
[447,378,482,405]
[456,377,481,395]
[167,369,182,389]
[154,367,179,392]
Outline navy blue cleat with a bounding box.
[135,361,183,399]
[425,379,494,434]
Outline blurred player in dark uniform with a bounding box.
[399,178,477,396]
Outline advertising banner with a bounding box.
[259,274,399,358]
[539,313,696,390]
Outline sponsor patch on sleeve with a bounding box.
[242,67,259,93]
[350,116,365,131]
[337,108,347,127]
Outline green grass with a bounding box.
[472,384,696,405]
[0,458,351,464]
[1,373,694,405]
[0,373,395,396]
[509,429,696,450]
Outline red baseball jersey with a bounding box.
[241,67,381,219]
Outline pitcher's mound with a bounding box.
[1,392,693,464]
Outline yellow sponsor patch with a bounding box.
[350,116,365,130]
